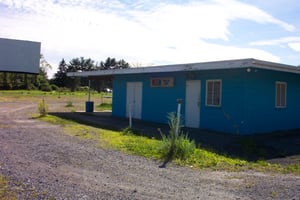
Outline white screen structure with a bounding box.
[0,38,41,74]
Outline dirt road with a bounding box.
[0,102,299,199]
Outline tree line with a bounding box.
[0,56,130,92]
[0,55,52,91]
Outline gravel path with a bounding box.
[0,102,299,200]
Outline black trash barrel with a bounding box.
[85,101,94,112]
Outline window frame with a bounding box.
[275,81,287,108]
[206,79,222,107]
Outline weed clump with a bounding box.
[0,175,17,200]
[158,113,195,163]
[65,101,74,107]
[121,127,140,135]
[97,103,112,111]
[38,98,48,117]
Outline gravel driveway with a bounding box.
[0,102,299,200]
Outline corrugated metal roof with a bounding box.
[67,58,300,77]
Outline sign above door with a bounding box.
[150,77,174,87]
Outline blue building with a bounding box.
[68,58,300,134]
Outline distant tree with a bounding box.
[36,67,51,91]
[99,57,130,70]
[52,56,130,92]
[66,57,96,91]
[1,72,12,89]
[69,57,96,72]
[40,54,52,79]
[0,72,37,90]
[94,57,130,91]
[53,59,68,88]
[118,59,130,69]
[0,54,52,90]
[99,57,117,70]
[35,54,52,91]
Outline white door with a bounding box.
[185,80,201,128]
[126,82,142,119]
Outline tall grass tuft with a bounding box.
[158,113,195,162]
[38,98,48,117]
[65,101,74,107]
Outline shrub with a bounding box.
[158,113,195,161]
[40,83,52,92]
[38,98,48,117]
[65,101,73,107]
[50,84,59,91]
[77,86,90,92]
[97,103,112,111]
[27,83,37,90]
[59,87,70,92]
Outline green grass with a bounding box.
[0,174,54,200]
[158,113,196,162]
[96,103,112,111]
[40,115,300,174]
[65,101,74,107]
[0,90,112,113]
[0,90,97,96]
[0,90,112,100]
[0,175,16,200]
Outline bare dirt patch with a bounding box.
[0,102,299,199]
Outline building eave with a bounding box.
[251,59,300,74]
[67,58,300,77]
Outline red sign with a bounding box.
[150,77,174,87]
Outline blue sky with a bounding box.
[0,0,299,77]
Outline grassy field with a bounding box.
[0,90,112,112]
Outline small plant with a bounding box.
[158,113,195,163]
[0,175,17,200]
[38,98,48,117]
[97,103,112,111]
[270,191,278,198]
[65,101,74,107]
[121,127,140,135]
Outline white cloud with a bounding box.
[250,37,300,46]
[212,0,295,32]
[0,0,292,76]
[250,36,300,53]
[288,43,300,52]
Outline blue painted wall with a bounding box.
[112,72,185,123]
[198,69,246,134]
[243,68,300,134]
[112,67,300,134]
[112,77,127,117]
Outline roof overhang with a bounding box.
[67,58,300,78]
